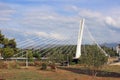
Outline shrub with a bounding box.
[41,63,47,70]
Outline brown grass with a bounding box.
[0,61,120,80]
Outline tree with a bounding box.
[2,47,14,59]
[79,45,108,79]
[27,50,33,61]
[101,46,117,57]
[0,31,17,59]
[3,38,9,48]
[33,51,41,60]
[8,39,16,48]
[0,30,4,44]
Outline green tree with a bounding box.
[33,51,41,60]
[80,45,108,79]
[101,46,117,57]
[8,39,16,48]
[0,31,17,59]
[3,38,9,48]
[28,50,33,61]
[2,47,14,59]
[0,31,4,44]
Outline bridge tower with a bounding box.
[74,19,85,59]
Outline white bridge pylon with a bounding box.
[75,19,108,59]
[75,19,85,59]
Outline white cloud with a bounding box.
[1,2,120,44]
[34,31,67,40]
[79,9,102,18]
[34,32,48,37]
[105,17,116,26]
[105,16,120,28]
[50,33,67,40]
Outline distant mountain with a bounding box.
[101,43,119,48]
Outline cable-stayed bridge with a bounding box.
[0,19,109,63]
[0,19,111,66]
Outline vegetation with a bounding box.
[79,45,108,79]
[0,31,17,59]
[27,50,34,62]
[80,45,108,67]
[33,44,116,64]
[2,47,14,59]
[0,30,119,80]
[101,46,118,57]
[41,63,47,70]
[0,65,120,80]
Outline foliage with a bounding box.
[101,46,117,57]
[80,45,108,68]
[79,45,108,79]
[33,50,41,60]
[0,31,17,59]
[0,31,4,44]
[36,44,116,65]
[40,45,76,64]
[27,50,34,62]
[23,44,116,66]
[2,47,14,59]
[41,63,47,70]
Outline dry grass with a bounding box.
[0,61,120,80]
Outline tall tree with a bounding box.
[8,39,16,48]
[0,31,17,59]
[0,31,4,44]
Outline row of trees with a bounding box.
[34,44,116,64]
[0,31,17,59]
[17,44,117,62]
[0,30,117,68]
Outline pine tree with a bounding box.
[0,30,17,59]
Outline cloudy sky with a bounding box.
[0,0,120,48]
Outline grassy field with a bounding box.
[0,65,120,80]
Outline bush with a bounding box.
[41,63,47,70]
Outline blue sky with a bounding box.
[0,0,120,48]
